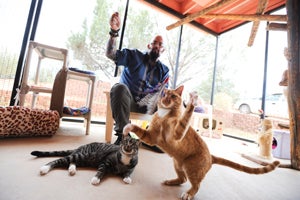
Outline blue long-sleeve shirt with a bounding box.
[115,48,169,101]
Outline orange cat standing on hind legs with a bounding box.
[123,86,280,200]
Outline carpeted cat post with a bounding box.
[257,119,273,159]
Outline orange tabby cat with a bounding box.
[123,86,280,200]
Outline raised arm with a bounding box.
[106,12,121,61]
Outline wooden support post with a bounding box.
[286,0,300,170]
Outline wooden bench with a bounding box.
[104,91,152,143]
[104,92,215,142]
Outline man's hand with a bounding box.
[110,12,121,31]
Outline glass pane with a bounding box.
[0,0,30,106]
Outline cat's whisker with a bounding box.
[121,146,134,155]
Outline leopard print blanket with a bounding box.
[0,106,59,138]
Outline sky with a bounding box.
[0,0,96,51]
[36,0,96,48]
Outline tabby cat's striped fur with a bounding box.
[31,135,140,185]
[123,86,280,200]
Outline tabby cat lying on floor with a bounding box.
[31,135,140,185]
[123,86,280,200]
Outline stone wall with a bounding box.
[213,108,289,133]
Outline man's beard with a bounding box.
[149,50,159,62]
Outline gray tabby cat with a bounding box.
[31,135,140,185]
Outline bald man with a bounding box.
[106,12,169,145]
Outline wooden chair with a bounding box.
[104,91,216,142]
[104,91,152,143]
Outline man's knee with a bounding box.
[111,83,130,98]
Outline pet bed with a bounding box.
[0,106,60,138]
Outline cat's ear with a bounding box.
[175,85,184,96]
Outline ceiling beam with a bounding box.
[181,0,198,15]
[166,0,237,30]
[199,14,286,22]
[266,22,287,31]
[248,0,269,47]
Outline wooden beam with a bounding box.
[267,23,287,31]
[199,14,286,22]
[248,21,260,46]
[287,0,300,170]
[166,0,237,31]
[248,0,269,47]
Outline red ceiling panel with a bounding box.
[139,0,286,35]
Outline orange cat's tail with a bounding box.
[211,155,280,174]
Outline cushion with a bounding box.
[0,106,60,138]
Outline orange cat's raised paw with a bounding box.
[123,123,133,136]
[188,91,198,106]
